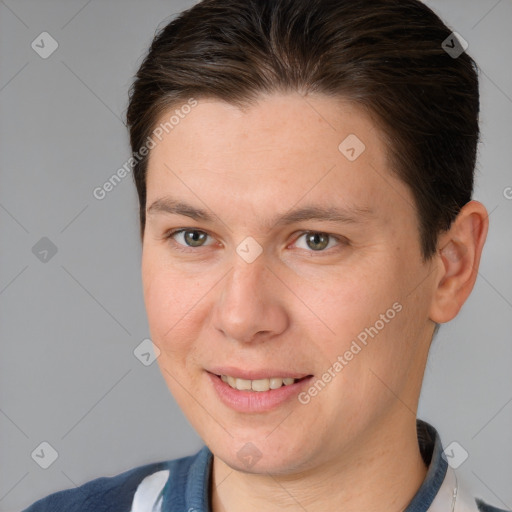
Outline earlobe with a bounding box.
[429,201,489,324]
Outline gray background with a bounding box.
[0,1,510,511]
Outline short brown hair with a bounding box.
[126,0,480,260]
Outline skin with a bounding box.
[141,93,488,512]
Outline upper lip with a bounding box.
[207,366,312,380]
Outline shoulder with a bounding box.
[21,461,168,512]
[21,450,204,512]
[475,498,511,512]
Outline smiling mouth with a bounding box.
[215,374,311,392]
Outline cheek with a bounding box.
[302,260,411,382]
[306,263,399,338]
[142,253,198,353]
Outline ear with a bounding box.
[429,200,489,324]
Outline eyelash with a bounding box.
[163,228,347,255]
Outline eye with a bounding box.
[165,228,214,250]
[293,231,343,253]
[165,228,346,255]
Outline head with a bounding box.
[126,0,488,474]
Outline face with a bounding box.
[141,93,438,475]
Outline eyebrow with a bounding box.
[146,196,374,228]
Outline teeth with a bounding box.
[220,375,299,392]
[236,378,252,391]
[251,379,270,392]
[269,377,283,389]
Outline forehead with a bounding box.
[145,93,413,228]
[149,93,384,168]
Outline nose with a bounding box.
[212,255,289,344]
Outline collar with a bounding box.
[405,419,449,511]
[407,420,479,512]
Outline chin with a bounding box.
[211,432,316,475]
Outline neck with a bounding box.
[210,416,428,512]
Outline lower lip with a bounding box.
[207,372,313,413]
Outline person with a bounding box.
[22,0,508,511]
